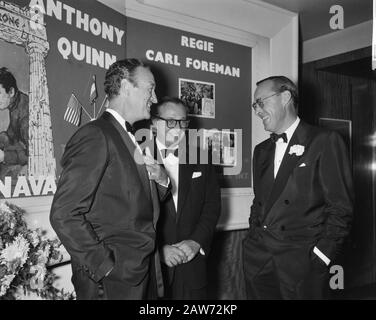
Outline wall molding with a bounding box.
[242,0,297,17]
[125,1,261,47]
[3,187,253,233]
[218,187,253,231]
[303,20,372,64]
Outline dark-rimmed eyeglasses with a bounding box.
[251,92,281,111]
[153,115,190,128]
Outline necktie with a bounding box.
[161,148,178,158]
[125,121,136,135]
[270,132,287,143]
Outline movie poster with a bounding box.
[0,0,126,199]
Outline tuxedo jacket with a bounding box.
[249,121,354,262]
[156,147,221,290]
[50,112,168,299]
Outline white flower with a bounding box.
[37,244,50,265]
[0,235,30,270]
[289,144,305,156]
[0,202,12,214]
[28,231,40,247]
[29,264,47,290]
[0,274,15,296]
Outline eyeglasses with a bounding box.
[153,115,190,129]
[251,92,281,111]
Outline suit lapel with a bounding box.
[102,112,151,202]
[259,140,275,209]
[265,122,308,214]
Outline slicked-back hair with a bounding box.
[151,96,188,117]
[0,67,18,93]
[104,59,146,100]
[256,75,298,109]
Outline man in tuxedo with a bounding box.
[243,76,353,299]
[151,97,221,299]
[50,59,170,300]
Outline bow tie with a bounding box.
[270,132,287,143]
[161,148,178,158]
[125,121,136,135]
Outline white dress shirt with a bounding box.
[273,117,300,178]
[105,108,143,155]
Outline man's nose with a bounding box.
[253,105,263,117]
[151,91,158,103]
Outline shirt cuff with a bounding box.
[313,246,331,266]
[104,266,114,278]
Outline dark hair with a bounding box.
[256,75,298,109]
[151,96,188,117]
[104,59,146,100]
[0,67,18,93]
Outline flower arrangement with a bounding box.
[0,201,74,300]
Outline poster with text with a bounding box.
[0,0,126,199]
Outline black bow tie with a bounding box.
[125,121,136,135]
[270,132,287,143]
[161,148,178,158]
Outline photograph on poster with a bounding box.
[203,129,237,166]
[179,78,215,118]
[0,0,57,199]
[0,48,29,183]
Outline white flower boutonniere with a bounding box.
[289,144,305,156]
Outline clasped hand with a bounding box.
[161,240,201,268]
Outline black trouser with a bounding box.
[243,234,330,300]
[71,265,152,300]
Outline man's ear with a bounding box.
[9,87,15,98]
[120,78,133,97]
[281,90,292,108]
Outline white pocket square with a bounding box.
[192,172,202,179]
[298,163,306,167]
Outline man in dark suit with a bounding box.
[151,97,221,299]
[243,76,354,299]
[50,59,170,300]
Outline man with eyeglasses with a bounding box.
[243,76,353,299]
[151,96,221,299]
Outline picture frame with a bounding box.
[179,78,215,118]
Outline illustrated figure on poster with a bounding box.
[0,67,28,181]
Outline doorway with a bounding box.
[301,46,376,298]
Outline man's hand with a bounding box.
[161,245,188,267]
[144,154,169,186]
[172,240,201,263]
